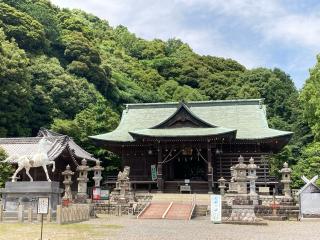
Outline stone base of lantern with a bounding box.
[75,193,88,203]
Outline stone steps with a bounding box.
[165,203,193,220]
[151,193,210,204]
[193,205,208,217]
[138,203,171,219]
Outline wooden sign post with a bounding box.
[37,197,49,240]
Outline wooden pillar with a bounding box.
[28,207,33,222]
[207,143,213,194]
[56,205,62,224]
[157,145,164,192]
[0,204,3,222]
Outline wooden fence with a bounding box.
[56,204,90,224]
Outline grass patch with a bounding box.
[0,221,122,240]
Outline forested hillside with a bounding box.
[0,0,318,187]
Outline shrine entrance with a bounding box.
[167,147,207,181]
[171,148,207,181]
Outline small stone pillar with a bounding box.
[247,157,258,195]
[218,177,226,195]
[234,155,248,194]
[18,204,24,222]
[279,162,292,198]
[92,160,104,188]
[62,165,74,201]
[76,159,90,202]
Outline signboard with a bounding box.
[151,164,157,181]
[92,187,101,200]
[210,195,222,223]
[100,189,110,200]
[37,197,49,214]
[180,185,191,193]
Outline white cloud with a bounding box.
[51,0,265,67]
[178,0,320,49]
[50,0,320,87]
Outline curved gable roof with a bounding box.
[90,99,293,143]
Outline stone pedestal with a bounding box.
[110,166,135,204]
[0,181,62,212]
[227,196,262,223]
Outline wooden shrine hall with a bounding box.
[91,99,293,193]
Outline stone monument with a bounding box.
[0,138,63,212]
[279,162,292,198]
[62,165,74,202]
[110,166,135,204]
[0,181,62,211]
[76,159,90,203]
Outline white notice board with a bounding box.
[210,195,222,223]
[37,197,49,214]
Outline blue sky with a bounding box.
[51,0,320,89]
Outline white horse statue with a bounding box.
[2,137,56,182]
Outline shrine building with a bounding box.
[90,99,293,193]
[0,128,96,186]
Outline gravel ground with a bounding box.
[91,215,320,240]
[1,215,319,240]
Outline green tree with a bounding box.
[0,2,46,51]
[0,28,32,137]
[51,101,120,174]
[0,148,13,187]
[300,55,320,141]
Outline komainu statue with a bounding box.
[117,166,130,181]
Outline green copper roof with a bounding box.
[90,99,293,142]
[130,127,236,138]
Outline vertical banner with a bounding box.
[100,189,110,200]
[92,187,101,200]
[210,194,222,223]
[151,164,157,181]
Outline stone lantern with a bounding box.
[76,159,90,202]
[279,162,292,198]
[218,177,226,195]
[228,166,237,193]
[234,155,247,194]
[247,157,258,195]
[62,165,74,201]
[92,160,104,188]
